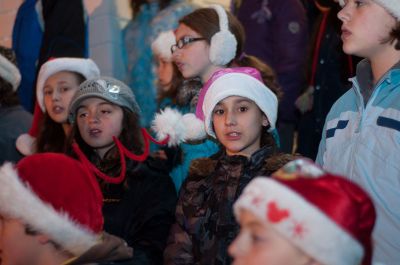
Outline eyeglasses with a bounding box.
[170,36,206,54]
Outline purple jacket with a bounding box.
[233,0,308,122]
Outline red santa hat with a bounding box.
[233,159,376,265]
[16,57,100,156]
[152,67,277,146]
[0,153,103,256]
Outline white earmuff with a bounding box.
[209,5,238,66]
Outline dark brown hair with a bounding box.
[179,7,245,62]
[68,107,144,172]
[157,63,183,105]
[179,7,283,100]
[36,72,86,153]
[389,22,400,50]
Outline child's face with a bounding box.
[43,71,81,124]
[229,210,316,265]
[0,216,42,265]
[172,23,215,82]
[156,57,174,91]
[76,97,124,158]
[212,96,268,157]
[338,0,397,57]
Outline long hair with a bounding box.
[385,22,400,50]
[36,113,67,153]
[68,107,144,169]
[157,63,184,106]
[36,72,85,153]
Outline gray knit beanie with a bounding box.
[69,76,140,123]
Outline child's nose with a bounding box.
[88,113,100,124]
[52,90,60,101]
[337,4,350,22]
[225,111,237,126]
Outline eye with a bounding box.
[78,112,88,119]
[100,108,112,115]
[44,89,52,96]
[213,108,224,115]
[250,233,269,244]
[238,106,248,112]
[61,86,71,92]
[354,0,364,7]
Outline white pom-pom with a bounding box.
[151,107,186,146]
[182,113,207,141]
[209,31,237,66]
[151,30,176,62]
[16,134,36,156]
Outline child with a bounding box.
[151,30,219,191]
[123,0,196,128]
[163,67,296,265]
[230,159,376,265]
[0,46,32,163]
[153,4,282,147]
[68,76,177,264]
[0,152,103,265]
[16,57,100,155]
[316,0,400,262]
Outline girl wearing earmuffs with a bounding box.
[152,5,284,189]
[159,7,298,265]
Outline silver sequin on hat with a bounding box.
[69,76,140,123]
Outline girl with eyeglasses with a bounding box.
[151,7,298,265]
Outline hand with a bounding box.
[295,86,314,114]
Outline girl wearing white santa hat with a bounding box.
[16,57,100,155]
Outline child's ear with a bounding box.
[262,116,269,127]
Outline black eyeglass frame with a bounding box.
[170,36,207,54]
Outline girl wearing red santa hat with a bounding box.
[230,159,376,265]
[16,57,100,155]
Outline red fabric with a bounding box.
[16,153,104,234]
[72,128,169,185]
[277,175,376,265]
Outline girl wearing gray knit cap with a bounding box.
[68,76,177,265]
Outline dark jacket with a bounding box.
[233,0,308,123]
[0,106,32,164]
[97,156,177,265]
[164,147,296,265]
[296,3,357,159]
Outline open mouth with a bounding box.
[89,128,102,137]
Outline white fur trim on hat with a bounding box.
[234,177,364,265]
[0,163,99,256]
[151,30,176,62]
[0,53,21,91]
[15,133,36,156]
[338,0,400,20]
[203,72,278,138]
[36,58,100,112]
[151,108,207,146]
[209,5,237,66]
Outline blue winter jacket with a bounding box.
[316,59,400,264]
